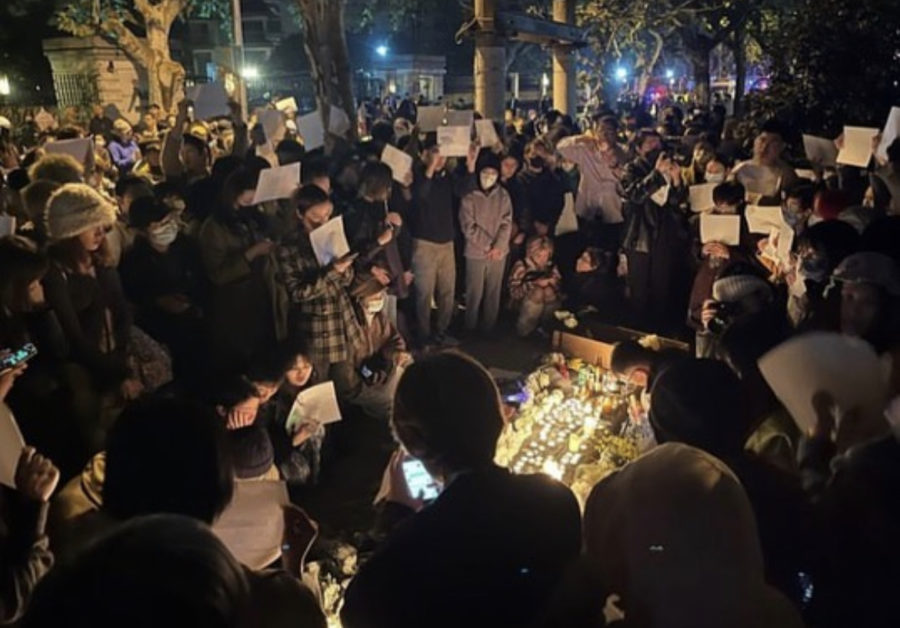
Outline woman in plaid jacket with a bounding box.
[276,185,364,399]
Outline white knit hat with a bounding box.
[45,183,117,241]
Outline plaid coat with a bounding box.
[276,232,364,366]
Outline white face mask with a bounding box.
[480,172,499,191]
[706,172,725,184]
[366,298,385,315]
[148,221,179,247]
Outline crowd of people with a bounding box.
[0,85,898,628]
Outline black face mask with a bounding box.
[645,148,663,165]
[528,156,545,170]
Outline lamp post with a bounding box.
[231,0,247,119]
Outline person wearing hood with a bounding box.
[647,359,815,607]
[459,150,513,334]
[583,442,804,628]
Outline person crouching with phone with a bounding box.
[347,277,412,420]
[508,235,563,337]
[342,350,580,628]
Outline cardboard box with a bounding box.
[552,322,688,369]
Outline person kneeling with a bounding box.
[508,235,562,337]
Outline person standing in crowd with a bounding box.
[41,184,139,453]
[198,168,276,371]
[871,137,900,215]
[108,120,140,176]
[517,139,567,237]
[460,150,512,334]
[555,113,627,249]
[162,100,212,186]
[408,136,472,348]
[276,184,363,398]
[731,122,797,203]
[342,351,580,628]
[87,105,112,141]
[620,129,691,333]
[344,162,405,292]
[120,196,206,380]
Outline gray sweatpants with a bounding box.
[465,256,506,332]
[411,239,456,340]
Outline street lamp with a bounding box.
[376,45,388,58]
[0,76,10,97]
[665,69,674,79]
[243,66,259,80]
[615,67,627,82]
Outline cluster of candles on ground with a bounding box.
[495,355,649,503]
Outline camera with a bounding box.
[707,301,741,335]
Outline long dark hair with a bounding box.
[47,232,114,272]
[213,168,262,231]
[0,235,49,312]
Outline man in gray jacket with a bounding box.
[459,150,513,333]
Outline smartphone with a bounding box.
[401,458,440,501]
[359,364,375,383]
[0,343,37,374]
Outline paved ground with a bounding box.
[296,321,548,541]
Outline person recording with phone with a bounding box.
[620,129,692,334]
[342,351,580,628]
[276,185,365,401]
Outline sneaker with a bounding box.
[435,333,460,348]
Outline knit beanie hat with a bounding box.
[712,274,772,304]
[227,426,276,480]
[45,183,117,241]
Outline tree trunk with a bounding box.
[690,43,712,108]
[732,26,747,117]
[635,31,663,98]
[297,0,358,142]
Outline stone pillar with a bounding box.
[474,0,506,122]
[43,37,143,123]
[552,0,577,117]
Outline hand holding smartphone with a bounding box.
[0,344,37,375]
[401,457,441,501]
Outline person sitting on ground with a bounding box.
[342,351,581,628]
[508,235,563,337]
[245,342,323,485]
[565,247,622,319]
[582,443,804,628]
[348,277,413,420]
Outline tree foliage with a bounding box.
[745,0,900,137]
